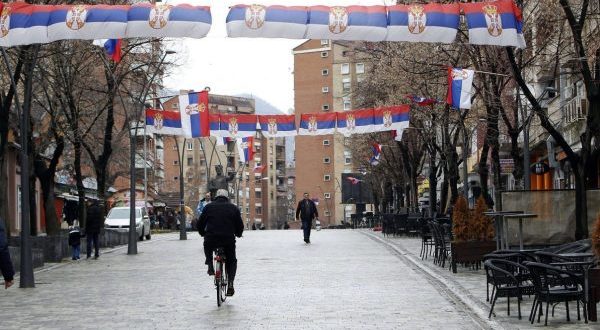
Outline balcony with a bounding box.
[563,97,588,125]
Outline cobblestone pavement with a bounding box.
[1,230,487,329]
[365,231,599,330]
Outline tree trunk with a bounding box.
[440,167,449,214]
[478,140,490,203]
[509,130,524,189]
[428,153,437,217]
[73,139,86,228]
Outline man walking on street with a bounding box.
[0,218,14,289]
[296,192,318,244]
[85,200,103,259]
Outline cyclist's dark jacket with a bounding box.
[198,196,244,243]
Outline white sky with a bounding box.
[163,0,395,113]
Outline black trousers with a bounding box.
[86,232,99,257]
[302,220,312,240]
[204,240,237,282]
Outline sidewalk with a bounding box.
[363,231,597,329]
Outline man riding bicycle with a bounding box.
[198,189,244,296]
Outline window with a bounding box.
[343,97,352,111]
[256,206,262,215]
[356,63,365,74]
[324,174,331,181]
[322,104,330,111]
[323,157,331,164]
[186,142,193,150]
[320,39,329,45]
[173,160,179,165]
[174,176,179,180]
[342,78,351,93]
[171,103,178,109]
[187,157,193,166]
[321,69,329,76]
[323,139,330,146]
[345,157,352,165]
[341,63,350,75]
[324,193,331,199]
[320,51,329,58]
[324,211,331,216]
[322,86,329,93]
[255,191,262,199]
[172,145,177,150]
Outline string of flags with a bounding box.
[227,0,525,48]
[145,93,410,139]
[0,0,524,48]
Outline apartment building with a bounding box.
[293,40,368,225]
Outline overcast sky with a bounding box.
[163,0,395,113]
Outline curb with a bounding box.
[362,231,507,330]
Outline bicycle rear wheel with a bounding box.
[219,261,228,303]
[215,260,223,307]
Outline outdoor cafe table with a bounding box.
[483,211,524,250]
[503,213,538,251]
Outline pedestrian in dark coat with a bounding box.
[295,192,318,243]
[85,200,103,259]
[0,218,15,289]
[68,225,83,260]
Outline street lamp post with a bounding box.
[175,137,187,240]
[128,50,175,255]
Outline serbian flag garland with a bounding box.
[226,4,308,39]
[216,114,258,138]
[461,0,526,48]
[237,136,254,163]
[305,5,388,42]
[386,3,460,43]
[179,90,211,138]
[447,67,475,110]
[337,108,374,137]
[258,114,297,138]
[298,113,337,136]
[145,108,183,136]
[372,105,410,133]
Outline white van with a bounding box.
[104,207,151,240]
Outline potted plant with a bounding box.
[450,196,496,273]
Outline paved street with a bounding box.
[1,230,484,329]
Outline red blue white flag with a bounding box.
[406,94,438,106]
[257,114,297,138]
[237,137,254,163]
[226,4,308,39]
[145,108,183,136]
[179,90,211,138]
[0,3,52,47]
[305,6,388,41]
[216,114,257,138]
[337,109,374,137]
[93,39,122,62]
[386,3,460,43]
[47,4,128,42]
[125,3,211,39]
[298,113,337,136]
[372,105,410,133]
[446,67,475,110]
[347,176,362,185]
[461,0,526,48]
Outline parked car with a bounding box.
[104,207,151,240]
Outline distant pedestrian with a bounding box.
[85,200,103,259]
[0,218,15,289]
[68,223,83,260]
[295,192,318,244]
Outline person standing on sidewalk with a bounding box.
[0,218,15,289]
[85,200,103,259]
[295,192,318,244]
[68,223,83,260]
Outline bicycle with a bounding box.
[213,247,228,306]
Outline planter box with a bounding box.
[450,240,496,273]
